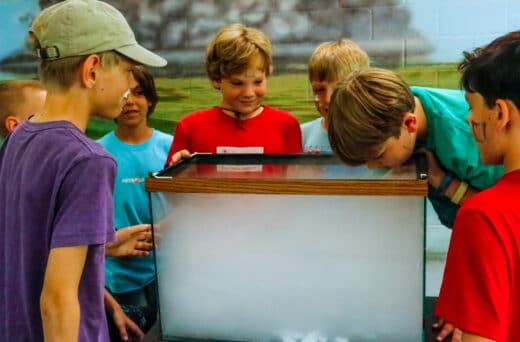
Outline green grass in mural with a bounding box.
[86,64,461,139]
[396,63,462,89]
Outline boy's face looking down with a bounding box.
[366,112,418,169]
[328,68,416,168]
[311,79,336,120]
[213,60,266,115]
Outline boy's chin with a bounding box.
[480,153,502,166]
[96,109,122,120]
[390,156,414,168]
[315,109,327,117]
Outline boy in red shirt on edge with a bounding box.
[435,31,520,342]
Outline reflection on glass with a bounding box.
[155,154,420,181]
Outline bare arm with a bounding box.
[40,245,88,341]
[106,224,153,257]
[433,318,462,342]
[440,176,477,205]
[104,290,144,341]
[421,149,478,205]
[462,333,494,342]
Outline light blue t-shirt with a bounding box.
[412,86,504,228]
[98,129,173,293]
[301,117,331,153]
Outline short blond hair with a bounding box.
[308,39,369,82]
[328,68,415,165]
[0,80,44,137]
[27,32,124,89]
[206,23,272,82]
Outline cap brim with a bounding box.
[116,44,167,67]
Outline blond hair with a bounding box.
[26,32,124,89]
[308,39,369,82]
[206,23,273,82]
[328,68,415,165]
[0,80,44,137]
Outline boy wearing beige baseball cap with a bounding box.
[0,1,166,341]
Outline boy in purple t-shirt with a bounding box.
[0,0,166,341]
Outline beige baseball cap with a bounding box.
[29,0,167,67]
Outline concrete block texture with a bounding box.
[32,0,431,76]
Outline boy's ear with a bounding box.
[402,112,418,133]
[5,116,21,134]
[81,54,102,89]
[495,98,515,131]
[212,80,221,90]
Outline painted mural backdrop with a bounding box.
[2,0,518,78]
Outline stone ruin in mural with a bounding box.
[1,0,432,77]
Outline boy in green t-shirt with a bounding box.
[327,67,503,229]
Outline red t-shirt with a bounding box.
[165,106,302,165]
[435,170,520,341]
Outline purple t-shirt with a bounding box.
[0,119,116,341]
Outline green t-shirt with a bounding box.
[412,86,504,228]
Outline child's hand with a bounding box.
[432,317,462,341]
[415,149,444,188]
[106,224,153,257]
[111,304,145,341]
[105,290,145,341]
[304,149,321,154]
[168,149,191,166]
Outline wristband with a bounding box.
[437,172,454,195]
[451,181,469,205]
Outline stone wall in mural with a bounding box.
[2,0,432,77]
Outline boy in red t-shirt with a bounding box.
[165,23,302,166]
[435,31,520,342]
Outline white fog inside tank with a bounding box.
[151,192,425,342]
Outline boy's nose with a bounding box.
[242,84,255,96]
[122,89,130,99]
[122,89,132,103]
[122,91,136,108]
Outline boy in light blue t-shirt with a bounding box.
[98,66,173,338]
[301,39,369,153]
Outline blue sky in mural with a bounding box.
[0,0,39,61]
[406,0,516,63]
